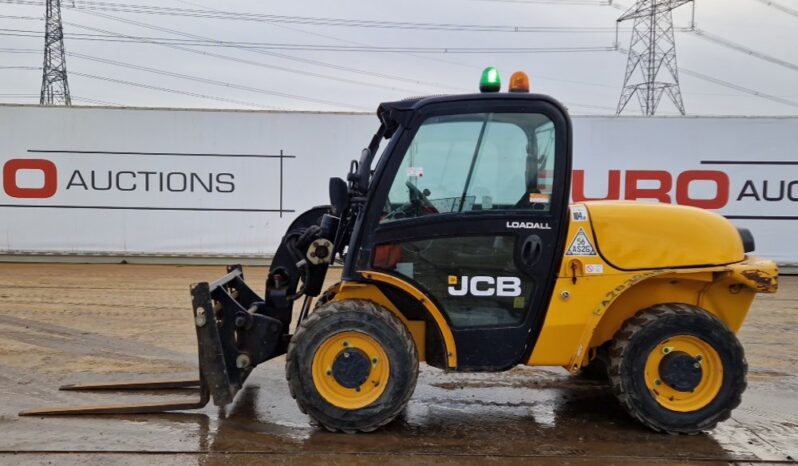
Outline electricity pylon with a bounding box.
[616,0,693,116]
[40,0,71,106]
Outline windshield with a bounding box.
[380,112,556,223]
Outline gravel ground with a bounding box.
[0,263,795,465]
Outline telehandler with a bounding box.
[23,69,778,434]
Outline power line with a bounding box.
[64,51,372,110]
[174,0,481,76]
[0,0,621,32]
[752,0,798,18]
[0,28,617,53]
[679,68,798,109]
[0,55,621,113]
[0,14,42,20]
[62,28,421,95]
[0,65,42,70]
[78,10,466,92]
[63,18,451,94]
[688,28,798,73]
[70,71,277,109]
[71,94,121,105]
[0,93,122,105]
[174,0,613,89]
[0,49,346,109]
[0,47,41,53]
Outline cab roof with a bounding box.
[376,92,568,138]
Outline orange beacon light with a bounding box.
[509,71,530,93]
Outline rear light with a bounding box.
[373,243,403,269]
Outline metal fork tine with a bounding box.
[19,380,210,416]
[59,378,201,391]
[19,399,206,416]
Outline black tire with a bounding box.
[578,345,609,381]
[286,299,418,433]
[608,303,746,434]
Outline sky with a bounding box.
[1,0,797,115]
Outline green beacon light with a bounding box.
[479,66,501,93]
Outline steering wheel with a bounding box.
[405,181,435,210]
[383,182,437,221]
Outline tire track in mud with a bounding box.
[0,297,179,313]
[732,402,798,461]
[0,315,195,363]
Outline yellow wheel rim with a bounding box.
[644,335,724,412]
[311,331,390,410]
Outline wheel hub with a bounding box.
[659,351,702,392]
[643,335,724,412]
[311,331,391,410]
[332,348,371,389]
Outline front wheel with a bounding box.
[608,303,747,434]
[286,299,418,433]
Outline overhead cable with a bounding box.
[688,28,798,73]
[70,71,277,109]
[752,0,798,18]
[0,28,617,53]
[65,51,372,110]
[64,19,445,94]
[78,11,460,91]
[0,0,623,32]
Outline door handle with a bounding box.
[520,235,543,268]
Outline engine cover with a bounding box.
[584,201,745,270]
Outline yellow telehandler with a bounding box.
[23,69,778,434]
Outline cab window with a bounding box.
[381,112,556,223]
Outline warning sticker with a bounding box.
[565,228,598,256]
[585,264,604,274]
[407,166,424,177]
[571,206,588,222]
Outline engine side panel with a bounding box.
[527,204,777,371]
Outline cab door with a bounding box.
[356,98,571,370]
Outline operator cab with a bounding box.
[339,69,573,370]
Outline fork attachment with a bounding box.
[191,264,287,406]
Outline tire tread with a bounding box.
[286,299,418,433]
[607,303,747,434]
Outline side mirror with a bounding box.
[329,177,349,216]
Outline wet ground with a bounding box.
[0,263,795,465]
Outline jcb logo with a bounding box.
[2,159,57,199]
[447,275,522,297]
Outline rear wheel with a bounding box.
[608,303,746,434]
[286,299,418,432]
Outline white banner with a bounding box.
[1,105,796,264]
[572,117,798,265]
[0,105,373,254]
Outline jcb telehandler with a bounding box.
[24,69,778,434]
